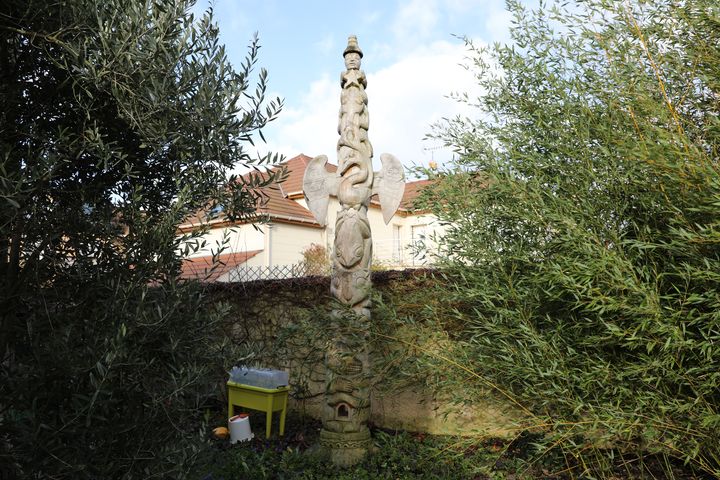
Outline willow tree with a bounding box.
[0,1,281,477]
[420,0,720,476]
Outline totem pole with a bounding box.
[303,35,405,466]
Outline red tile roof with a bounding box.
[281,154,431,212]
[399,179,433,210]
[256,181,319,224]
[180,155,324,229]
[180,251,261,281]
[180,153,432,229]
[278,154,337,196]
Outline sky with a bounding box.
[191,0,519,172]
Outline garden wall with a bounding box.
[207,270,526,438]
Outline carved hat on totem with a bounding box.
[343,35,363,58]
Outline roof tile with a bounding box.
[180,251,261,282]
[180,154,432,228]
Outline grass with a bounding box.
[195,412,571,480]
[195,410,712,480]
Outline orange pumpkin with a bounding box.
[212,426,230,440]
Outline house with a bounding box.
[178,154,441,281]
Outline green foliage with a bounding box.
[198,275,702,479]
[418,0,720,476]
[197,414,544,480]
[0,0,282,477]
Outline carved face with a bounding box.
[335,209,369,269]
[336,226,364,268]
[344,52,361,70]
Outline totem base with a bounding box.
[319,428,372,467]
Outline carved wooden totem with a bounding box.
[303,35,405,466]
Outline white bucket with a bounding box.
[228,414,253,444]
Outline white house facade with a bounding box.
[178,154,444,281]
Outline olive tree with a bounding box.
[0,1,282,477]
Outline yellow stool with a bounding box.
[227,381,289,438]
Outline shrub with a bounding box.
[301,243,331,276]
[0,1,281,477]
[418,0,720,476]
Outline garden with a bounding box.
[2,0,720,478]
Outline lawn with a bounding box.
[194,413,705,480]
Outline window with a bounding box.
[411,224,427,266]
[393,225,402,262]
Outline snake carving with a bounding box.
[302,36,405,465]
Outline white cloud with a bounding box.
[392,0,440,43]
[367,40,478,168]
[264,39,483,171]
[261,73,338,162]
[429,0,514,45]
[484,8,514,44]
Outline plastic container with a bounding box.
[228,366,289,389]
[228,414,253,444]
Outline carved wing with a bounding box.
[302,155,333,226]
[376,153,406,224]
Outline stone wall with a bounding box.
[208,269,526,438]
